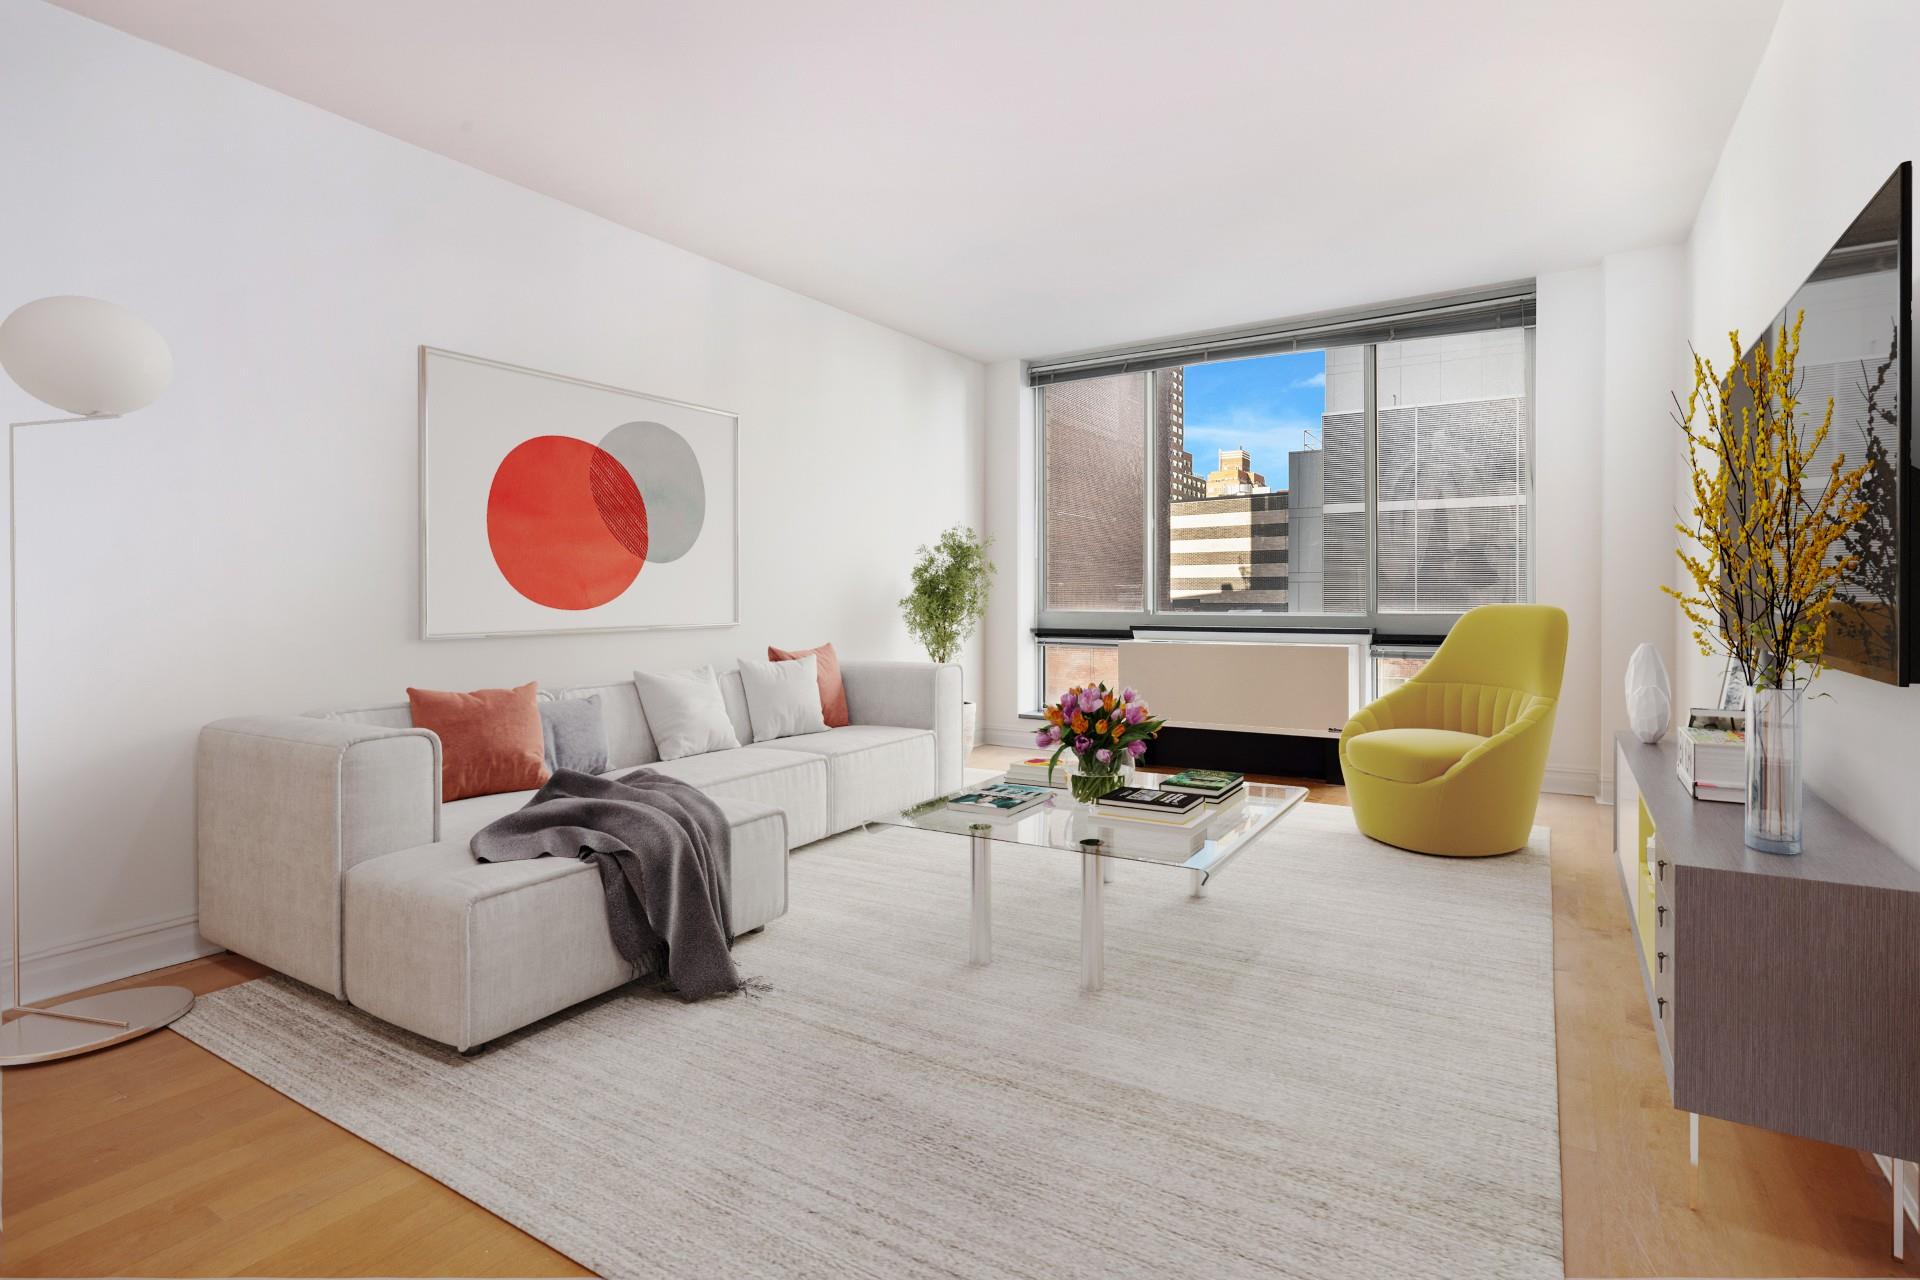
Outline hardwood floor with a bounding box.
[3,749,1914,1277]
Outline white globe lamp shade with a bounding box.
[0,296,172,417]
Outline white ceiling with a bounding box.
[53,0,1781,362]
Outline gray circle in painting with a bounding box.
[598,420,706,564]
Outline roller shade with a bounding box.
[1027,284,1535,387]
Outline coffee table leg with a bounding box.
[1190,869,1207,898]
[1080,838,1104,992]
[969,824,992,965]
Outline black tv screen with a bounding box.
[1737,163,1912,685]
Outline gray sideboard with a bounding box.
[1612,732,1920,1164]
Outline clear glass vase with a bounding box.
[1069,760,1132,804]
[1744,685,1804,855]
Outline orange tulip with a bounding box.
[1071,713,1088,734]
[1095,719,1108,735]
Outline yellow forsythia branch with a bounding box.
[1666,311,1872,691]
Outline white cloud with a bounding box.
[1290,371,1326,389]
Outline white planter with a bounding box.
[961,700,978,751]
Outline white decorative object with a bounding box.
[630,665,741,761]
[0,296,172,416]
[1624,643,1672,743]
[737,655,828,743]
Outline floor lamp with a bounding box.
[0,296,195,1067]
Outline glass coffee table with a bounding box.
[872,776,1308,992]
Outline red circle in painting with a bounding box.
[487,435,650,610]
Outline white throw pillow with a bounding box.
[737,654,829,743]
[631,665,741,761]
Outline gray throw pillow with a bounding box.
[539,694,611,775]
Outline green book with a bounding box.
[1160,768,1244,796]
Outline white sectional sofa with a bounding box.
[197,661,962,1050]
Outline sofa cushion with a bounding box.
[439,787,539,849]
[407,682,550,802]
[539,694,610,774]
[631,746,828,846]
[769,641,849,727]
[632,666,740,761]
[342,796,788,1050]
[1344,728,1486,785]
[542,682,657,770]
[737,654,828,743]
[771,725,937,832]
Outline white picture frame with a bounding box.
[419,347,739,638]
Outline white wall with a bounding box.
[980,358,1038,748]
[1596,247,1687,791]
[1532,266,1605,793]
[0,2,985,1000]
[1683,0,1920,864]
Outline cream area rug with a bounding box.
[177,802,1560,1280]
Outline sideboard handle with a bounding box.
[1657,905,1668,926]
[1656,950,1667,973]
[1657,859,1668,881]
[1657,996,1667,1018]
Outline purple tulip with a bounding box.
[1124,702,1146,724]
[1126,740,1148,758]
[1078,689,1102,714]
[1035,729,1054,748]
[1120,687,1137,703]
[1074,735,1091,753]
[1095,748,1113,764]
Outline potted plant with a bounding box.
[1667,313,1871,854]
[899,525,995,748]
[1034,684,1166,803]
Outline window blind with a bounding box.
[1026,283,1535,387]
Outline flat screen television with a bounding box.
[1733,163,1913,685]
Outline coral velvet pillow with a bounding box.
[768,641,848,727]
[407,682,551,802]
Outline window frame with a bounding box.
[1030,312,1535,701]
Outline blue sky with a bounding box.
[1180,350,1325,489]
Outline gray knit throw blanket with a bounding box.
[470,768,744,1000]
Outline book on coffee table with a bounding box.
[947,783,1052,817]
[1158,768,1246,804]
[1090,786,1208,825]
[1004,755,1077,788]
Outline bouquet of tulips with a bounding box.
[1035,683,1166,802]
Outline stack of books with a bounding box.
[946,782,1052,817]
[1156,768,1246,809]
[1089,786,1209,827]
[1003,755,1077,789]
[1675,708,1745,803]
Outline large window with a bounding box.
[1035,293,1533,656]
[1040,374,1147,612]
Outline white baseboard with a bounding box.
[0,912,218,1005]
[982,726,1035,749]
[1543,766,1600,798]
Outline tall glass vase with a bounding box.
[1744,685,1804,855]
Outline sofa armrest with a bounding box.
[197,716,441,997]
[840,661,964,793]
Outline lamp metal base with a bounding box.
[0,985,195,1066]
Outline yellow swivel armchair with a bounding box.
[1340,604,1568,857]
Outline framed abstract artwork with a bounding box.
[419,347,739,638]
